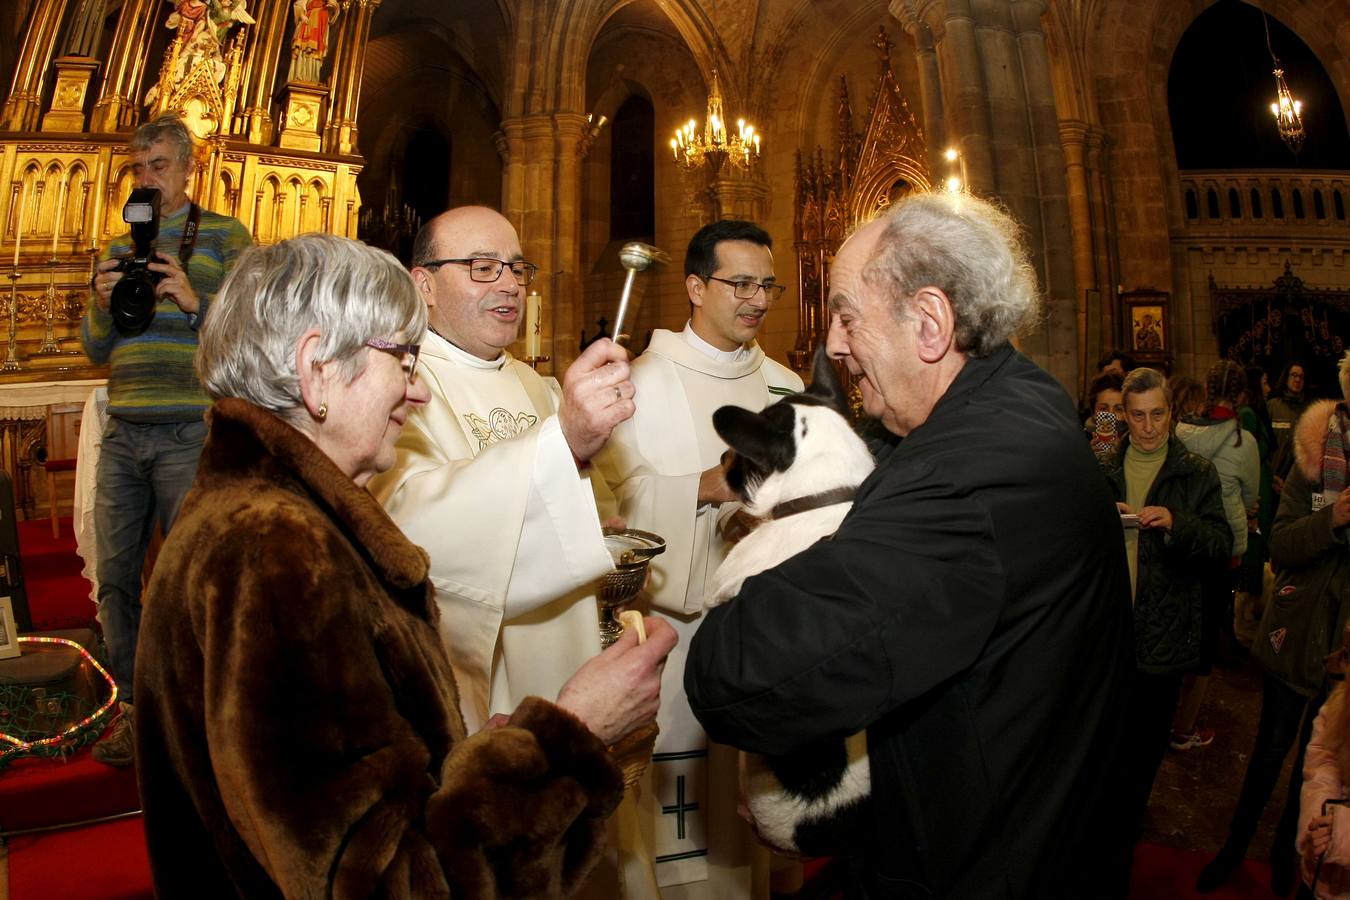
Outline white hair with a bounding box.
[861,192,1041,356]
[197,233,426,425]
[1340,350,1350,402]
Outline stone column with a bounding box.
[551,112,588,372]
[89,0,158,132]
[237,0,290,143]
[711,175,770,221]
[2,0,69,131]
[324,0,378,156]
[923,0,995,194]
[1059,119,1096,386]
[1085,126,1117,351]
[902,15,948,176]
[1010,0,1077,387]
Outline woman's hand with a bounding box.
[555,616,677,746]
[1309,812,1334,857]
[1138,505,1173,532]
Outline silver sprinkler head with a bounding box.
[618,242,669,272]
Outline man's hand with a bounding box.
[1138,505,1174,532]
[90,258,123,312]
[149,252,200,314]
[555,616,676,746]
[559,338,634,462]
[698,463,736,506]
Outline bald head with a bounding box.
[409,207,528,360]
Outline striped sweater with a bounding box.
[81,203,251,423]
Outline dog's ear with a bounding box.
[713,404,796,470]
[805,345,849,417]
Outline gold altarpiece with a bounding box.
[0,0,375,383]
[790,29,930,372]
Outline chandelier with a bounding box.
[1263,9,1305,154]
[670,69,761,175]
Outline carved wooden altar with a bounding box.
[1211,262,1350,395]
[790,28,930,372]
[0,0,373,381]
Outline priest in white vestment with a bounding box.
[369,206,657,896]
[370,205,636,730]
[595,221,803,899]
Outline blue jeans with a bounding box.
[94,416,206,703]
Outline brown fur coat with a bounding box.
[134,398,622,898]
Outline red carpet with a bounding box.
[5,816,151,900]
[1130,841,1281,899]
[1,517,150,900]
[18,516,96,632]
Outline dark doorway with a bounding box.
[610,95,655,242]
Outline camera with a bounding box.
[110,187,165,337]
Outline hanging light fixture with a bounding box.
[670,68,761,175]
[1263,8,1305,154]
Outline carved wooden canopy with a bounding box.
[789,27,929,370]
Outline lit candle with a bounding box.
[88,156,106,246]
[50,174,67,258]
[525,290,542,359]
[671,138,679,161]
[12,183,24,269]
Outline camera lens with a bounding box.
[111,271,158,337]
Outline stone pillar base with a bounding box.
[41,58,100,133]
[278,82,327,152]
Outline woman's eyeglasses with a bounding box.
[365,338,420,382]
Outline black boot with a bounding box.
[1196,845,1244,893]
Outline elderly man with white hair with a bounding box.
[685,192,1135,899]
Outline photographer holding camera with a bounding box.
[81,114,250,767]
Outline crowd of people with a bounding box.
[77,113,1350,899]
[1078,345,1350,899]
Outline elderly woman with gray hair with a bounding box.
[132,233,675,898]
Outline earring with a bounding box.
[316,402,328,421]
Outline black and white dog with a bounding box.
[706,347,876,856]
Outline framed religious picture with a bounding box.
[0,595,19,659]
[1121,289,1172,371]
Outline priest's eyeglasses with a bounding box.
[419,257,538,286]
[704,275,788,302]
[365,339,421,382]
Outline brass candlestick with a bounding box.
[597,527,665,648]
[36,259,61,355]
[3,271,21,371]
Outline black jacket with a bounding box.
[1103,436,1230,673]
[686,345,1134,899]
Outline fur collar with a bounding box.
[1294,399,1342,482]
[205,398,431,592]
